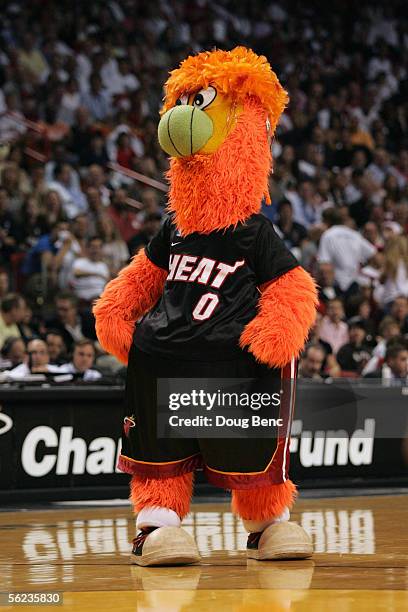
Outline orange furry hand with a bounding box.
[93,249,167,364]
[95,316,135,365]
[240,267,318,368]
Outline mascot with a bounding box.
[94,47,318,566]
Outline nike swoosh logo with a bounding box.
[171,241,182,246]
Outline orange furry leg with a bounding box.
[93,250,167,364]
[130,473,193,519]
[240,266,318,368]
[231,480,297,521]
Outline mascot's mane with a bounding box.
[161,46,288,135]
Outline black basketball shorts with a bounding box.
[117,345,296,489]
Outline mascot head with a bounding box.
[157,47,288,235]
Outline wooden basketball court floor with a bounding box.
[0,493,407,611]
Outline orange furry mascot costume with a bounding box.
[94,47,318,566]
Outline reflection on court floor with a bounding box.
[14,506,376,577]
[0,495,406,611]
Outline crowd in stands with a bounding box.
[0,0,407,383]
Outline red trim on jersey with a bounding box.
[280,358,297,482]
[203,461,285,489]
[117,453,203,478]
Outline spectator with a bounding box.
[318,208,377,297]
[39,190,67,226]
[299,344,326,380]
[115,132,137,169]
[363,221,384,250]
[390,296,408,334]
[0,271,10,300]
[56,78,81,126]
[318,298,349,356]
[285,179,323,228]
[1,162,30,213]
[97,216,129,275]
[19,196,48,249]
[362,316,401,376]
[395,150,408,186]
[0,337,26,370]
[337,318,372,375]
[53,214,88,289]
[21,220,69,283]
[4,339,61,379]
[18,33,48,84]
[0,294,25,350]
[373,236,408,308]
[80,133,110,168]
[128,212,162,256]
[84,165,111,207]
[346,296,377,342]
[317,263,341,304]
[0,188,20,264]
[18,302,37,344]
[95,350,124,376]
[60,340,102,381]
[105,57,140,97]
[47,163,88,219]
[0,95,27,143]
[275,199,307,251]
[46,291,96,353]
[274,145,297,190]
[69,236,110,303]
[139,188,162,216]
[70,107,94,163]
[85,187,104,235]
[307,312,341,377]
[30,165,48,202]
[45,330,68,365]
[108,188,141,242]
[80,73,112,122]
[364,342,408,383]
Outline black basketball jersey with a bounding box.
[133,213,299,361]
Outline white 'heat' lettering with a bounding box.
[168,254,181,280]
[211,260,245,288]
[188,257,216,284]
[168,255,244,287]
[174,255,198,281]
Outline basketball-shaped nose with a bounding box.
[158,105,213,157]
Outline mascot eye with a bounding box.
[193,86,217,109]
[175,94,189,106]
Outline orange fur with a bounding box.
[240,267,318,368]
[162,47,288,135]
[130,473,194,518]
[167,99,270,235]
[231,480,297,521]
[93,250,167,364]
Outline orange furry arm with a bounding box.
[240,267,318,368]
[93,250,167,364]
